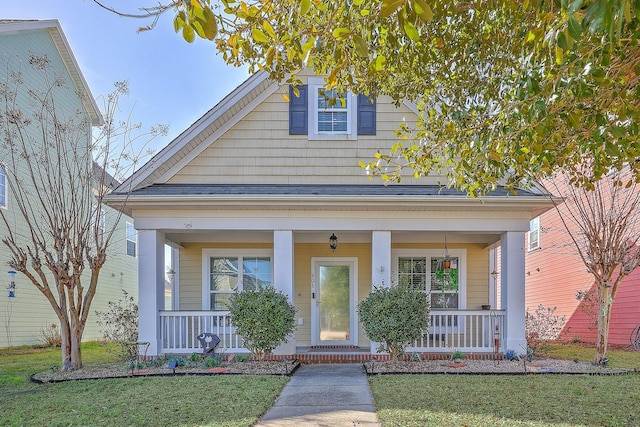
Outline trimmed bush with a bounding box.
[228,285,296,362]
[358,284,430,363]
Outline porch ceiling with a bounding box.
[163,230,501,246]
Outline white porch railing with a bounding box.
[159,311,247,354]
[159,309,505,354]
[409,310,505,353]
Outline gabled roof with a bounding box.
[108,67,556,213]
[0,19,102,126]
[116,71,274,192]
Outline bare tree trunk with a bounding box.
[594,286,612,365]
[59,317,72,369]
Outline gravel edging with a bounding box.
[29,359,301,384]
[362,358,638,376]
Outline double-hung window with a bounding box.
[126,222,137,257]
[528,217,540,251]
[309,77,356,139]
[203,249,272,311]
[315,87,350,133]
[0,164,6,209]
[394,249,466,329]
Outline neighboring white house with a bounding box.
[0,20,138,347]
[106,68,555,360]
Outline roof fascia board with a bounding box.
[119,71,272,191]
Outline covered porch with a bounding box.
[137,225,527,358]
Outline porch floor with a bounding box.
[280,346,496,364]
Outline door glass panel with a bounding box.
[319,265,350,342]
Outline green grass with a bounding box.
[370,374,640,427]
[371,344,640,427]
[0,343,288,427]
[537,343,640,369]
[0,341,119,394]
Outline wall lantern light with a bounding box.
[7,270,16,298]
[329,233,338,252]
[166,268,176,283]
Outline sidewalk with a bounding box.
[255,364,381,426]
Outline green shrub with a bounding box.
[204,354,222,368]
[358,284,430,363]
[228,285,296,362]
[95,290,138,360]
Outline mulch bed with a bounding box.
[364,358,638,375]
[30,356,638,383]
[30,359,301,383]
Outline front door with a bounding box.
[311,258,357,346]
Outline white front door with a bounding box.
[311,258,357,346]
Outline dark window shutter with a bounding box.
[357,94,376,135]
[289,85,308,135]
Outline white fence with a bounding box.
[159,309,505,354]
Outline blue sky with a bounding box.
[4,0,250,151]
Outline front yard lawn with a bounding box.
[0,343,288,427]
[370,344,640,427]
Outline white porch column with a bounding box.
[371,231,392,288]
[500,231,526,352]
[273,230,296,354]
[371,231,391,354]
[138,230,165,356]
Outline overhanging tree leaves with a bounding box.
[0,56,164,370]
[94,0,640,196]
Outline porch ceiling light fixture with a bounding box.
[329,233,338,252]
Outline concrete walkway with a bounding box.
[255,364,381,427]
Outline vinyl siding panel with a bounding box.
[167,71,447,186]
[525,180,640,345]
[0,28,137,347]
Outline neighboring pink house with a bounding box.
[525,185,640,346]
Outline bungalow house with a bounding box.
[0,20,138,347]
[106,69,556,360]
[525,186,640,346]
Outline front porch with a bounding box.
[159,309,507,356]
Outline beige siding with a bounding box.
[177,240,488,347]
[167,71,447,186]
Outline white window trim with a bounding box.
[126,222,137,257]
[392,248,467,310]
[201,248,274,311]
[528,217,540,251]
[307,77,357,141]
[0,164,7,209]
